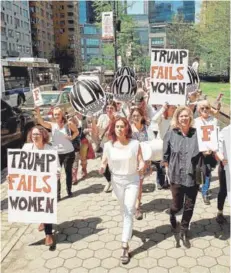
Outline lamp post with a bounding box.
[113,1,118,72]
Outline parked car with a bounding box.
[21,90,75,123]
[1,99,35,169]
[62,85,74,93]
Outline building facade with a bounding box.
[148,1,195,50]
[79,1,102,68]
[52,1,82,72]
[29,1,54,59]
[1,1,32,58]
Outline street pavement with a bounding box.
[1,158,230,273]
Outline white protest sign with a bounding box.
[149,49,188,105]
[102,12,114,40]
[8,149,58,224]
[222,126,230,204]
[32,87,44,106]
[196,124,218,152]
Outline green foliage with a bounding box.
[166,15,200,60]
[197,1,230,76]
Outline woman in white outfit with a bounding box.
[99,117,145,264]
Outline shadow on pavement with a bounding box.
[142,183,156,193]
[142,198,172,213]
[71,183,104,198]
[29,217,104,250]
[131,217,230,258]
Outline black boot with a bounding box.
[170,214,177,229]
[180,228,191,248]
[216,213,227,225]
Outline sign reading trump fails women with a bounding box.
[7,149,58,224]
[149,49,188,105]
[70,80,106,117]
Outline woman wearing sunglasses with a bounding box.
[194,100,218,205]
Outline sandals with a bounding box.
[45,234,54,246]
[135,208,143,220]
[120,246,130,264]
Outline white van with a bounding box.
[77,75,100,85]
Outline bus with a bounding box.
[1,58,60,107]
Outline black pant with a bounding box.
[170,183,198,229]
[103,164,111,183]
[44,224,52,235]
[58,151,75,195]
[218,163,227,211]
[152,161,167,187]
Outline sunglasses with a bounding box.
[201,106,210,110]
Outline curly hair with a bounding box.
[28,125,50,144]
[171,106,194,129]
[108,117,132,143]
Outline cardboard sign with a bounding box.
[32,87,44,106]
[111,75,137,102]
[8,149,58,224]
[115,66,135,79]
[70,80,106,117]
[149,49,188,105]
[196,124,218,152]
[222,126,230,204]
[186,66,200,94]
[102,12,114,40]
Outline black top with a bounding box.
[163,127,201,187]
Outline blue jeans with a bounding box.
[201,174,211,197]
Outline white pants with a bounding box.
[112,177,139,243]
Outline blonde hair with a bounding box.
[53,107,67,123]
[171,106,194,129]
[197,100,211,111]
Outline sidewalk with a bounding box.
[1,158,230,273]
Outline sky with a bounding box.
[127,0,144,14]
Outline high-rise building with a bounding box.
[52,1,82,73]
[29,1,54,59]
[1,1,32,58]
[144,1,148,14]
[79,0,96,25]
[148,1,195,50]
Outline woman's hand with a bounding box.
[99,166,106,175]
[137,161,145,175]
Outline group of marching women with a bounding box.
[12,86,229,264]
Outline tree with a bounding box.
[166,15,201,61]
[50,47,75,75]
[92,0,140,69]
[197,1,230,78]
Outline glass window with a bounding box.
[24,22,29,29]
[150,27,165,33]
[60,13,65,18]
[1,27,6,36]
[86,39,99,46]
[25,34,30,42]
[8,29,14,37]
[6,1,12,10]
[1,12,5,22]
[86,48,99,54]
[60,20,65,26]
[17,44,22,52]
[15,18,20,27]
[10,16,12,24]
[84,26,97,35]
[81,38,84,45]
[26,47,30,53]
[151,37,164,45]
[68,20,74,24]
[68,28,74,32]
[41,8,44,16]
[20,7,22,15]
[6,14,9,23]
[30,6,35,12]
[1,41,7,50]
[68,12,74,16]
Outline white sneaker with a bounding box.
[104,182,112,193]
